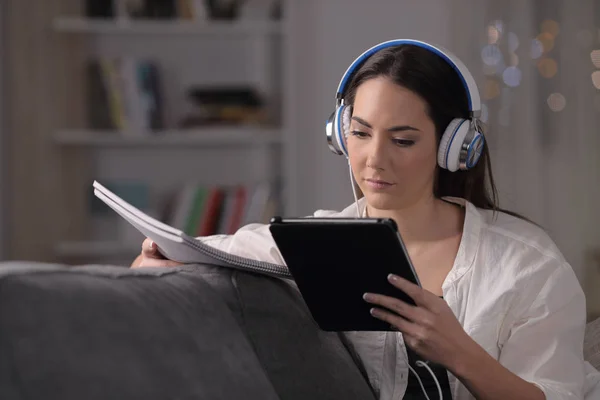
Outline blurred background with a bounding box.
[0,0,598,317]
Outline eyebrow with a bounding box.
[351,116,420,132]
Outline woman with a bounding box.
[132,40,598,399]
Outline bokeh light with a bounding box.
[481,44,502,66]
[537,58,558,78]
[531,39,544,59]
[547,93,566,112]
[491,19,504,36]
[509,52,519,66]
[541,19,560,37]
[536,32,555,53]
[592,71,600,89]
[590,50,600,68]
[502,66,522,87]
[483,79,500,99]
[487,26,500,44]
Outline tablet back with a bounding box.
[269,217,421,332]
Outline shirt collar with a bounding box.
[339,196,482,287]
[440,196,482,287]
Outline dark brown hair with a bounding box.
[344,44,530,222]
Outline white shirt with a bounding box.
[198,197,600,400]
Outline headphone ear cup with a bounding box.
[438,118,470,172]
[342,105,352,138]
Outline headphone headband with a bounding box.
[335,39,481,116]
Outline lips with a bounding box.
[365,178,395,190]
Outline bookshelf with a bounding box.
[52,0,288,264]
[52,17,283,36]
[53,128,282,147]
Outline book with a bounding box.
[92,180,291,279]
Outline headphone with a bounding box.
[325,39,485,173]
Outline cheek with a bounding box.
[346,140,365,166]
[394,144,437,170]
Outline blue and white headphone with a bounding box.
[325,39,485,172]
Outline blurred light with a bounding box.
[487,26,500,44]
[590,50,600,68]
[509,52,519,66]
[537,32,555,53]
[531,39,544,59]
[481,44,502,66]
[537,58,558,78]
[502,66,522,87]
[483,79,500,99]
[577,30,593,47]
[480,103,489,123]
[547,93,566,112]
[491,19,505,36]
[541,19,560,37]
[508,32,519,52]
[592,71,600,89]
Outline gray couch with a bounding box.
[0,262,376,400]
[0,262,599,400]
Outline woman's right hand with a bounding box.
[131,238,184,268]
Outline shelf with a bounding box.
[53,128,282,148]
[55,240,139,258]
[52,17,282,36]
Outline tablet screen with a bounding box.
[269,217,420,332]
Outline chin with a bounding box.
[362,192,401,211]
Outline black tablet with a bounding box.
[268,216,421,332]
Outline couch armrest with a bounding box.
[0,262,282,400]
[0,262,375,400]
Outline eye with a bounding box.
[349,130,369,138]
[392,138,415,147]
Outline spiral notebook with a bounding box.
[92,180,291,279]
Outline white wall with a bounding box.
[287,0,452,215]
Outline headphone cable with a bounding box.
[407,360,443,400]
[348,161,361,217]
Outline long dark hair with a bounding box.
[344,44,529,222]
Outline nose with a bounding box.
[365,134,388,170]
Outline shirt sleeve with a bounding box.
[498,261,587,400]
[197,223,286,266]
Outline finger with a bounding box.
[363,293,421,322]
[142,239,167,259]
[141,238,156,255]
[387,274,434,307]
[369,307,419,335]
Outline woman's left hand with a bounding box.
[363,274,477,371]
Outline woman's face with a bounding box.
[346,76,439,211]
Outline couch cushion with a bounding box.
[585,317,600,370]
[0,262,375,400]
